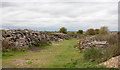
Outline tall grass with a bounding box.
[94,33,118,45]
[83,32,120,63]
[94,33,120,56]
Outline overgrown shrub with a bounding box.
[84,47,103,63]
[99,26,108,34]
[110,44,120,57]
[83,33,119,63]
[2,39,9,52]
[77,30,83,34]
[86,29,95,35]
[94,29,99,34]
[83,46,115,63]
[95,33,120,56]
[32,39,48,47]
[50,37,55,41]
[59,27,67,34]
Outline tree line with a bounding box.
[59,26,108,35]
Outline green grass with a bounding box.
[26,61,33,64]
[2,50,28,59]
[25,58,30,60]
[2,39,105,68]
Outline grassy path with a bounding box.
[2,39,104,68]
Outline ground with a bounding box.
[2,39,105,68]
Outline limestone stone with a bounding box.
[2,30,71,50]
[2,29,51,50]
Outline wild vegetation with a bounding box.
[2,26,119,68]
[77,30,83,35]
[59,27,67,34]
[83,33,119,63]
[2,39,105,68]
[74,26,119,67]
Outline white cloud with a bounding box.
[1,1,118,31]
[2,0,119,2]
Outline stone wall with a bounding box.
[78,36,109,51]
[50,33,71,41]
[2,29,51,50]
[2,29,71,51]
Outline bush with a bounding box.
[50,37,55,41]
[110,44,120,56]
[94,29,99,34]
[32,39,48,47]
[86,29,95,35]
[84,47,103,63]
[83,33,119,63]
[39,39,48,46]
[2,39,9,52]
[99,26,108,34]
[77,30,83,34]
[59,27,67,34]
[83,46,115,63]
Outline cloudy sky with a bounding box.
[0,0,119,31]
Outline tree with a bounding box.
[59,27,67,34]
[95,29,99,34]
[77,30,83,34]
[86,29,95,35]
[99,26,108,34]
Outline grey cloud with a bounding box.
[1,2,20,7]
[2,0,119,2]
[1,1,118,31]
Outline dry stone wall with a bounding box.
[2,29,51,50]
[50,33,71,41]
[2,30,71,51]
[78,36,109,51]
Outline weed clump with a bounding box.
[84,47,110,63]
[83,33,119,63]
[32,39,48,47]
